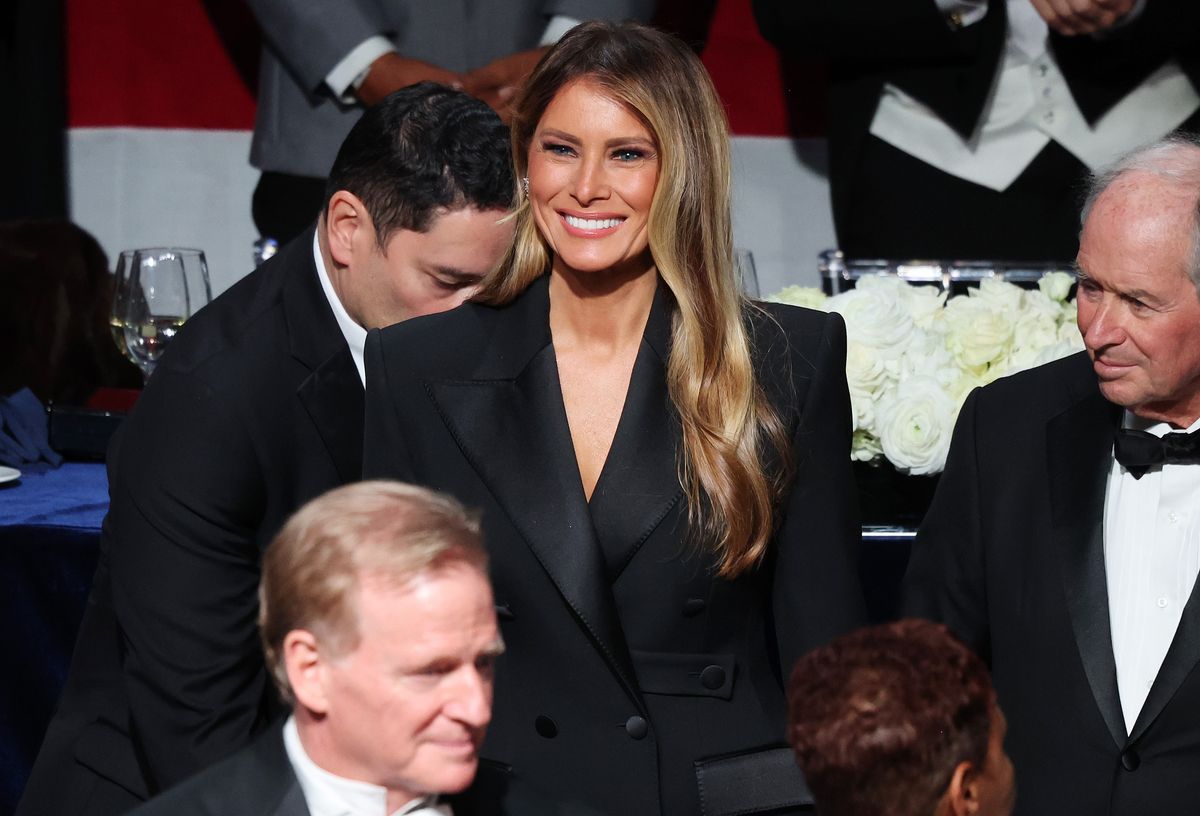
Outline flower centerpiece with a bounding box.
[768,273,1082,476]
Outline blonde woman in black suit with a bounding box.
[363,22,865,815]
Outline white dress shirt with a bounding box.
[283,717,453,816]
[1105,412,1200,734]
[870,0,1199,191]
[313,233,368,386]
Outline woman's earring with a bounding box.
[522,177,530,198]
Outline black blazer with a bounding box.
[753,0,1200,244]
[362,276,866,815]
[126,720,606,816]
[18,231,365,815]
[905,352,1200,815]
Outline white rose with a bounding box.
[826,279,916,358]
[971,278,1025,317]
[845,341,890,396]
[766,285,828,310]
[1057,319,1083,346]
[1033,338,1085,367]
[1012,307,1060,355]
[1038,270,1075,303]
[851,429,884,463]
[1058,298,1078,330]
[943,296,1014,370]
[876,375,958,475]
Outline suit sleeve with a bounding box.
[902,387,991,659]
[241,0,394,93]
[772,311,867,675]
[545,0,658,23]
[108,368,272,793]
[362,327,417,482]
[752,0,990,61]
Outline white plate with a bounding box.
[0,466,21,484]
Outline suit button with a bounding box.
[1121,748,1140,771]
[683,598,706,617]
[700,665,726,690]
[625,715,648,740]
[535,715,557,739]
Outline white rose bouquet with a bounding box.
[767,273,1083,474]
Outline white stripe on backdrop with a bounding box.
[69,128,834,299]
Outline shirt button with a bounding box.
[1043,111,1055,124]
[1042,87,1052,98]
[1168,511,1179,524]
[1157,597,1169,608]
[1038,63,1049,77]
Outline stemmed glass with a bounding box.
[111,248,212,378]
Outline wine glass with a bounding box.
[110,250,138,365]
[112,248,212,378]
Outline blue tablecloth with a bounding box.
[1,463,107,814]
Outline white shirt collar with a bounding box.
[1123,410,1200,436]
[313,232,368,386]
[283,716,450,816]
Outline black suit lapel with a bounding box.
[234,723,310,816]
[282,230,365,483]
[1048,389,1125,749]
[297,345,365,483]
[1129,529,1200,744]
[427,277,642,708]
[589,284,682,578]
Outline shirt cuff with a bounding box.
[325,35,397,103]
[540,15,582,46]
[934,0,987,29]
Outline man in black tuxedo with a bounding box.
[906,134,1200,815]
[753,0,1200,262]
[17,83,514,816]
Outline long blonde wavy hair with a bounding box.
[476,22,791,578]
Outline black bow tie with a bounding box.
[1113,427,1200,479]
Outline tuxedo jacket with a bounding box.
[753,0,1200,247]
[18,231,365,815]
[905,352,1200,815]
[244,0,656,179]
[125,720,601,816]
[362,276,866,815]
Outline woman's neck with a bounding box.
[548,260,658,352]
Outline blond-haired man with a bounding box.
[128,481,512,816]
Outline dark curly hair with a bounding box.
[787,619,995,816]
[324,82,514,246]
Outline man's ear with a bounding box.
[944,760,981,816]
[284,629,331,716]
[324,190,369,269]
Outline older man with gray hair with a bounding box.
[127,481,519,816]
[906,133,1200,815]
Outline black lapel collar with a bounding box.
[235,723,309,816]
[426,276,643,708]
[297,344,365,483]
[1048,373,1125,749]
[589,281,683,578]
[281,228,347,372]
[281,229,365,483]
[1130,493,1200,742]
